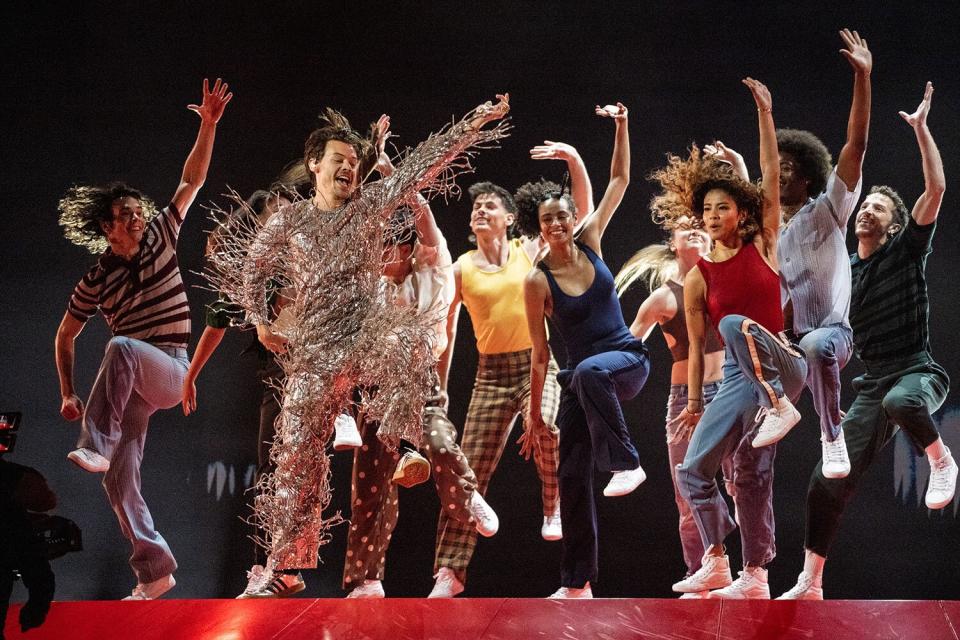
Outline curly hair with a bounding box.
[649,145,763,243]
[302,108,378,190]
[868,185,909,233]
[513,179,576,238]
[58,182,158,254]
[776,128,832,197]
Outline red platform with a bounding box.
[5,598,960,640]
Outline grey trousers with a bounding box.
[78,336,187,583]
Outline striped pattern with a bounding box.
[849,218,935,365]
[434,349,560,583]
[68,205,191,348]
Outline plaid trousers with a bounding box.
[434,349,560,584]
[343,404,477,589]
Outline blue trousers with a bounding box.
[678,315,807,567]
[556,347,649,588]
[798,324,853,441]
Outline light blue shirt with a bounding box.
[779,168,862,334]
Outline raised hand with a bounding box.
[899,81,934,129]
[187,77,233,124]
[839,28,872,76]
[704,140,743,166]
[595,102,628,121]
[472,93,511,126]
[743,77,772,112]
[530,140,577,162]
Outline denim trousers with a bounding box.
[797,323,853,441]
[556,347,650,588]
[78,336,187,583]
[677,315,807,567]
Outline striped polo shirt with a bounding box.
[68,203,191,349]
[849,217,935,365]
[779,168,861,334]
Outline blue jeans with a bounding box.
[666,381,734,575]
[678,315,807,567]
[798,324,853,441]
[556,347,650,588]
[78,336,187,583]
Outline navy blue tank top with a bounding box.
[538,242,645,367]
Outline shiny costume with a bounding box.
[208,109,509,568]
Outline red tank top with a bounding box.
[697,243,783,336]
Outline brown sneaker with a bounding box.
[392,451,430,488]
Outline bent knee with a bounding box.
[881,391,925,419]
[718,314,749,342]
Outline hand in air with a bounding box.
[474,93,511,125]
[595,102,628,121]
[742,77,772,112]
[704,140,743,167]
[188,77,233,124]
[839,28,872,76]
[530,141,577,162]
[899,81,934,130]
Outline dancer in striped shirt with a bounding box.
[54,78,232,601]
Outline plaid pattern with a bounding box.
[343,405,477,589]
[434,349,560,583]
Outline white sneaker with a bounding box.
[777,571,824,600]
[549,582,593,599]
[679,591,710,599]
[672,553,732,592]
[67,447,110,473]
[752,397,801,448]
[346,579,385,598]
[541,507,562,541]
[122,574,175,600]
[468,491,499,537]
[926,448,958,510]
[603,465,647,497]
[428,567,464,598]
[392,451,430,488]
[821,429,851,479]
[333,413,362,450]
[236,564,268,599]
[709,567,770,599]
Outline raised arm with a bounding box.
[901,82,944,226]
[371,95,510,218]
[519,269,552,460]
[55,311,86,421]
[410,193,442,247]
[578,103,630,252]
[743,78,780,253]
[704,141,750,182]
[530,141,595,218]
[678,267,708,432]
[171,78,233,215]
[835,28,872,192]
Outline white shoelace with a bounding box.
[822,437,847,464]
[783,573,817,597]
[930,456,955,491]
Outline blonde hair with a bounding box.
[615,243,678,296]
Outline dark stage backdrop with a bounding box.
[2,2,958,601]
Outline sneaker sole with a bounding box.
[67,451,110,473]
[822,467,851,480]
[673,575,732,593]
[333,440,362,451]
[393,463,430,488]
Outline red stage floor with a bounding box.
[5,598,960,640]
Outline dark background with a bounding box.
[1,1,958,600]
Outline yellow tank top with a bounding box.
[458,238,534,354]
